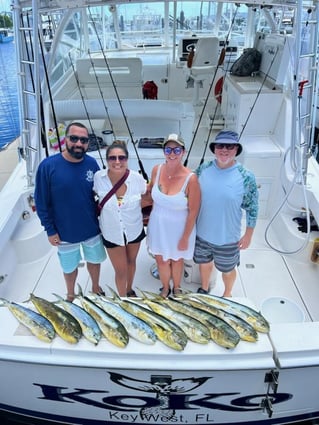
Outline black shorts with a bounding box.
[102,228,146,249]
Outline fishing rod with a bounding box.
[68,52,106,169]
[87,49,116,139]
[184,4,239,167]
[197,44,237,166]
[88,7,148,181]
[38,27,61,154]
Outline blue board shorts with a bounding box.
[57,234,106,274]
[193,235,240,273]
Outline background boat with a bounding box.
[0,28,13,42]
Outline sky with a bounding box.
[1,1,11,12]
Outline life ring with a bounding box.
[214,77,224,103]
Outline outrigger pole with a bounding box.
[68,53,106,169]
[88,7,149,181]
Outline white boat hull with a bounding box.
[1,359,319,424]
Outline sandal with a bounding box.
[173,287,183,296]
[126,289,137,297]
[197,287,209,294]
[159,287,171,298]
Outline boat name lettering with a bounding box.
[34,383,292,412]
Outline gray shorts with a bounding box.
[193,235,240,273]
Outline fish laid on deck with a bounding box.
[115,298,188,351]
[159,297,241,349]
[186,293,270,333]
[89,293,157,345]
[181,297,258,342]
[53,293,102,345]
[29,293,82,344]
[77,293,129,348]
[140,292,211,344]
[0,298,55,343]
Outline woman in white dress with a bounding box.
[147,134,201,297]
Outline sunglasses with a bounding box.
[214,143,238,150]
[67,135,89,144]
[107,155,128,162]
[164,146,183,155]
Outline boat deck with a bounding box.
[2,216,317,323]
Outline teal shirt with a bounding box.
[195,160,258,245]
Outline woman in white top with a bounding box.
[94,141,147,297]
[147,134,201,297]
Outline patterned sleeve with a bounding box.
[239,165,259,228]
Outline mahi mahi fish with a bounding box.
[139,292,211,344]
[181,297,258,342]
[77,288,129,348]
[0,298,55,342]
[185,293,270,333]
[114,297,188,351]
[159,297,241,349]
[53,293,102,345]
[29,293,82,344]
[89,294,157,345]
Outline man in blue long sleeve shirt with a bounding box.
[35,122,106,300]
[194,130,258,297]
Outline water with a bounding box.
[0,41,20,150]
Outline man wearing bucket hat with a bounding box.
[193,129,258,297]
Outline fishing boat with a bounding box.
[1,0,319,424]
[0,28,13,43]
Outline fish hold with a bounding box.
[30,294,82,343]
[53,293,102,345]
[0,298,55,342]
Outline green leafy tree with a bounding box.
[0,13,13,28]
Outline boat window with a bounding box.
[47,2,298,87]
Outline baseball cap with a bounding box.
[163,133,185,148]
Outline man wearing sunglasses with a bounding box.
[194,130,258,298]
[35,122,106,301]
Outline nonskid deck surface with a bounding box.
[1,217,316,323]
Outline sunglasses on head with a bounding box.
[107,155,128,162]
[214,143,238,150]
[164,146,183,155]
[67,135,89,144]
